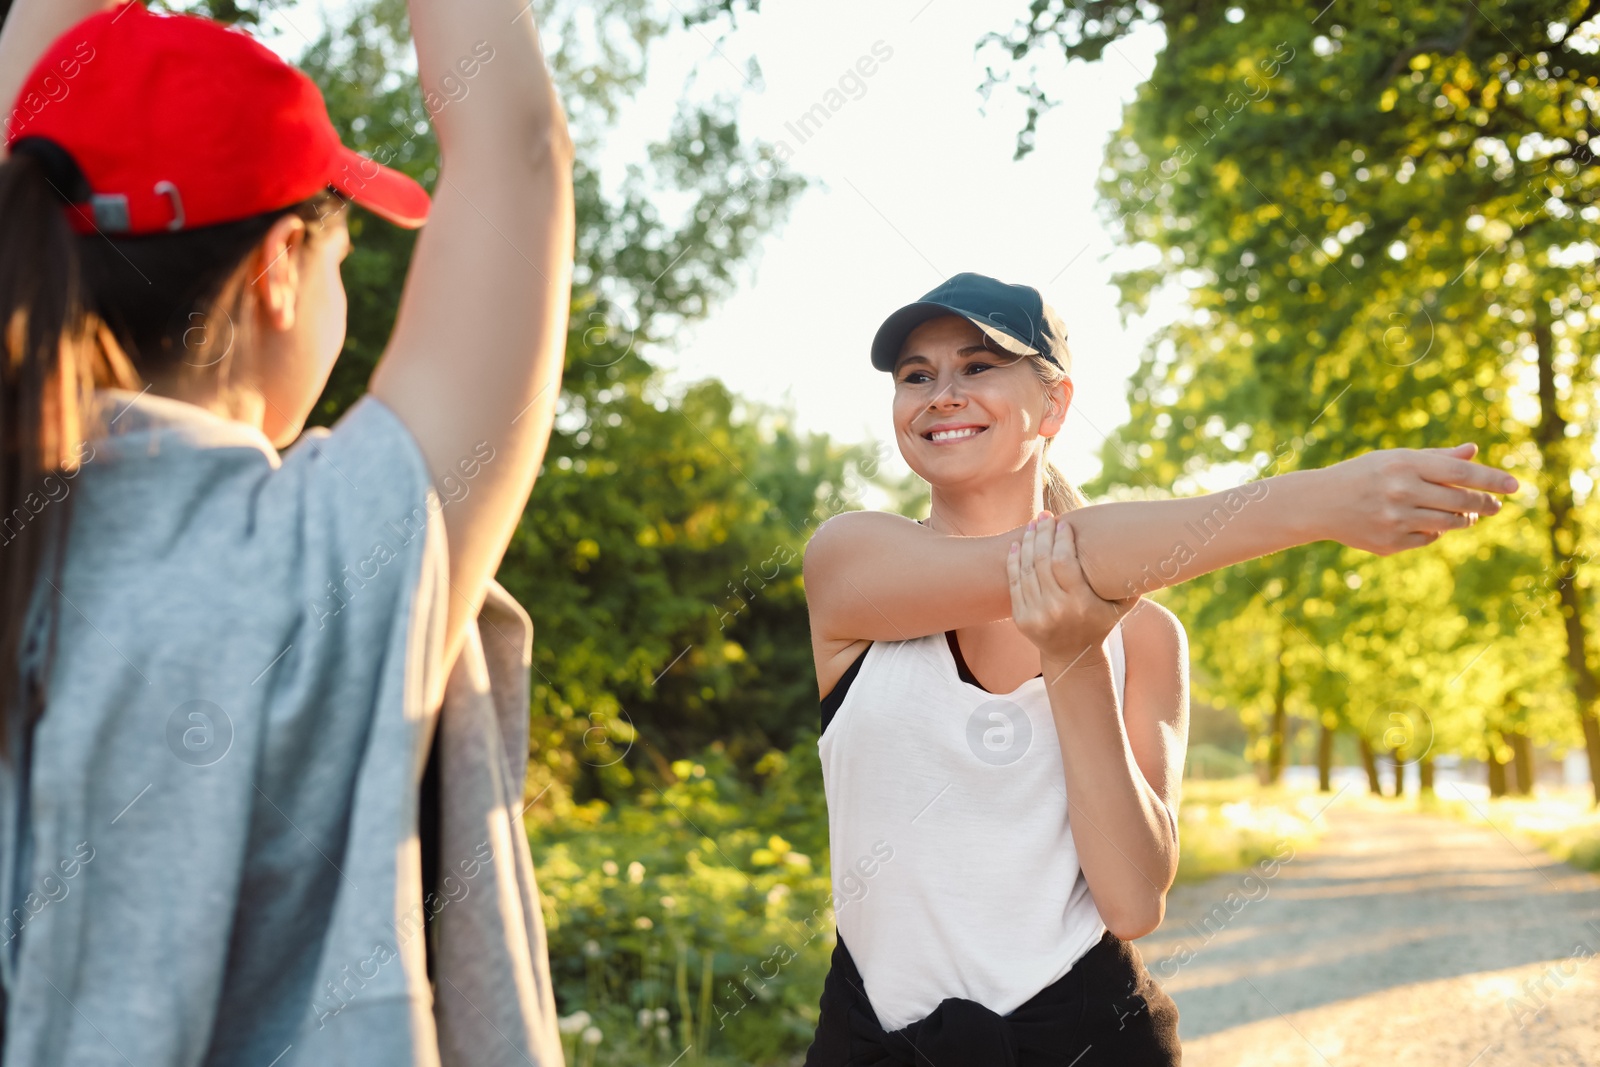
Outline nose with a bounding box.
[926,371,967,411]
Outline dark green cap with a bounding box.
[870,271,1070,373]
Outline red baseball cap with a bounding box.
[4,0,430,235]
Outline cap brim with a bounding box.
[870,301,1039,372]
[328,144,430,229]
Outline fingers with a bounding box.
[1409,481,1503,518]
[1407,506,1479,535]
[1034,514,1066,600]
[1006,535,1026,614]
[1420,442,1476,458]
[1415,448,1519,495]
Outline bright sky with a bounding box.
[260,0,1175,494]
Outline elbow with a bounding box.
[524,104,575,173]
[1104,895,1165,942]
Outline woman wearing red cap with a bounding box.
[800,275,1519,1064]
[0,1,572,1064]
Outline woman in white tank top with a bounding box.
[799,272,1519,1066]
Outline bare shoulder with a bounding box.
[1119,599,1188,671]
[804,509,912,564]
[802,509,922,588]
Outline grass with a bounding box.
[1173,776,1329,884]
[1194,775,1600,876]
[1420,787,1600,873]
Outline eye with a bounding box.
[898,370,931,384]
[965,362,995,374]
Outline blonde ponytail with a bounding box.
[1041,447,1087,513]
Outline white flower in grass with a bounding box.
[638,1008,653,1029]
[601,860,619,877]
[655,1007,670,1024]
[635,916,653,930]
[628,861,645,884]
[656,1025,671,1043]
[583,939,601,958]
[582,1026,603,1046]
[558,1010,590,1034]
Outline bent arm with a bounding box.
[370,0,575,669]
[1047,602,1189,940]
[805,450,1516,645]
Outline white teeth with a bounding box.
[929,427,983,441]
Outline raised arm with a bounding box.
[0,0,121,155]
[804,443,1519,646]
[370,0,575,669]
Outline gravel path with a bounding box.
[1139,793,1600,1066]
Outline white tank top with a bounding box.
[817,625,1126,1032]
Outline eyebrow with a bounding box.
[894,344,993,373]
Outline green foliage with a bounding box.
[185,0,908,787]
[983,0,1600,779]
[534,736,836,1065]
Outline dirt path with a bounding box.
[1140,794,1600,1066]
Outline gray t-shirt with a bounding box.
[0,387,455,1066]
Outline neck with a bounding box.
[147,373,268,435]
[923,454,1047,537]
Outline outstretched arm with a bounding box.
[370,0,575,670]
[804,442,1518,646]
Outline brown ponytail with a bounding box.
[0,145,345,757]
[0,149,119,757]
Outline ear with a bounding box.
[1041,376,1073,439]
[249,214,308,332]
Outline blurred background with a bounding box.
[17,0,1600,1061]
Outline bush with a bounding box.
[533,736,834,1066]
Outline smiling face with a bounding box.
[891,314,1071,501]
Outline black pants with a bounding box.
[803,929,1182,1066]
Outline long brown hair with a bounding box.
[0,145,344,756]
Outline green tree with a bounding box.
[155,0,914,805]
[985,0,1600,800]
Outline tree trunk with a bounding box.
[1419,754,1435,795]
[1317,720,1334,792]
[1248,722,1269,786]
[1265,626,1289,785]
[1487,729,1509,798]
[1390,746,1406,798]
[1358,734,1382,795]
[1509,730,1535,796]
[1532,302,1600,806]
